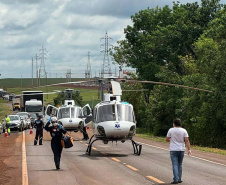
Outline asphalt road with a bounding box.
[22,130,226,185]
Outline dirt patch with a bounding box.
[0,132,22,185]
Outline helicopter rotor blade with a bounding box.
[126,80,213,93]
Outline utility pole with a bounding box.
[100,32,112,78]
[46,72,48,99]
[39,46,48,86]
[85,51,91,79]
[32,57,34,86]
[35,53,38,86]
[21,75,22,87]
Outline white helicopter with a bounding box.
[44,89,92,132]
[85,80,142,156]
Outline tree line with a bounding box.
[112,0,226,149]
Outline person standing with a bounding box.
[166,118,191,184]
[82,126,89,140]
[5,115,10,136]
[34,115,44,145]
[45,117,67,170]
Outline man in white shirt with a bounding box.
[166,118,191,184]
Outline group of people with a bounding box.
[3,113,191,183]
[33,115,89,170]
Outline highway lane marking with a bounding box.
[190,156,226,167]
[22,131,28,185]
[112,157,121,162]
[138,142,226,167]
[146,176,164,184]
[126,165,139,171]
[100,152,108,155]
[138,142,169,151]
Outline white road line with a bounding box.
[138,142,226,167]
[22,131,28,185]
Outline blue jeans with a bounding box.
[170,151,184,182]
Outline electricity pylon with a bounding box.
[100,32,112,78]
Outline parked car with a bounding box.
[8,115,24,132]
[30,113,37,128]
[16,112,31,129]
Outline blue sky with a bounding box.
[0,0,225,78]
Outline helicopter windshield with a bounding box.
[117,104,134,122]
[71,107,81,118]
[58,107,70,119]
[97,104,116,122]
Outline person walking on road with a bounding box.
[45,116,67,170]
[166,118,191,184]
[34,115,44,145]
[5,115,10,136]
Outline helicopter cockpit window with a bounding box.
[71,107,81,118]
[58,107,70,119]
[117,104,134,122]
[97,105,116,123]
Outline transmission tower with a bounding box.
[39,46,48,86]
[100,32,112,78]
[66,69,72,82]
[85,51,91,79]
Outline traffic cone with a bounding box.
[30,126,33,134]
[4,129,8,137]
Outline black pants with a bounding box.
[34,129,43,145]
[51,142,63,167]
[83,126,89,140]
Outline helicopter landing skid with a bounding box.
[86,135,99,155]
[131,140,142,156]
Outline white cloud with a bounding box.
[0,0,218,79]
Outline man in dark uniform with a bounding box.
[82,126,89,141]
[45,117,67,170]
[34,115,44,145]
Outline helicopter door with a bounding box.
[82,104,92,126]
[44,105,58,124]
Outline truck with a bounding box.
[20,91,44,116]
[0,89,6,97]
[12,95,21,111]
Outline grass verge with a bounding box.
[136,128,226,156]
[0,103,12,122]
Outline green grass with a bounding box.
[192,146,226,156]
[0,78,86,88]
[0,103,12,122]
[0,99,8,103]
[2,85,100,108]
[136,128,226,156]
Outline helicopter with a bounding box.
[43,88,92,132]
[84,80,142,156]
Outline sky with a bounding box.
[0,0,224,79]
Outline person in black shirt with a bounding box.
[45,117,67,170]
[34,115,44,145]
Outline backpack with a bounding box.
[61,136,73,148]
